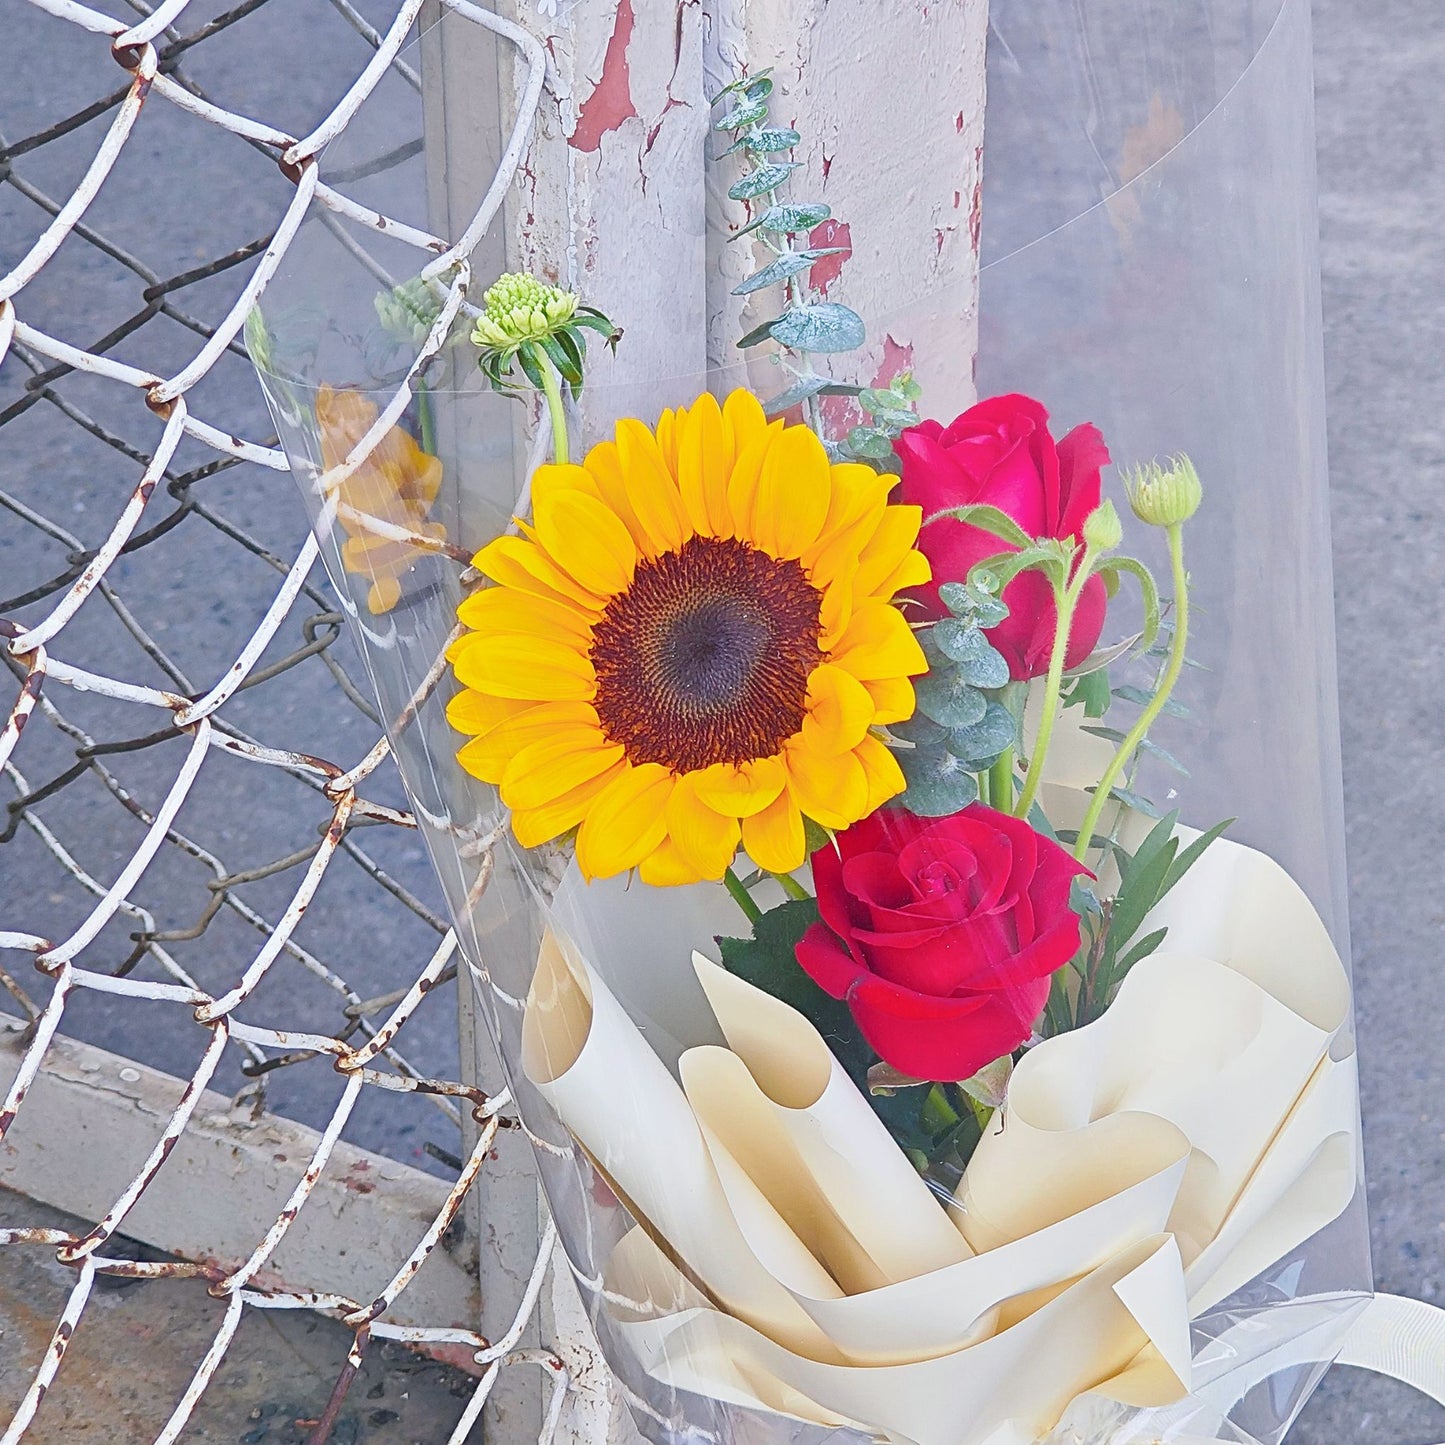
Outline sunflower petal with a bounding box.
[500,728,625,809]
[639,837,704,887]
[854,733,908,811]
[450,633,596,702]
[456,586,593,642]
[786,741,868,831]
[829,602,928,681]
[575,763,677,879]
[677,392,730,537]
[755,423,832,559]
[722,388,768,462]
[473,534,604,613]
[445,689,533,736]
[740,786,806,873]
[863,675,916,725]
[512,761,626,849]
[458,702,601,781]
[531,463,604,510]
[664,774,742,880]
[853,504,924,598]
[802,663,876,755]
[873,547,933,600]
[692,755,788,819]
[532,488,638,597]
[616,418,690,555]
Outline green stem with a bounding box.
[529,342,569,465]
[1014,552,1093,820]
[770,870,811,902]
[724,865,764,927]
[416,377,437,458]
[1073,525,1190,863]
[986,749,1013,812]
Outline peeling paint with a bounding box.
[569,0,638,154]
[807,219,851,295]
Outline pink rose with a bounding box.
[895,394,1111,680]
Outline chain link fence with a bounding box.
[0,0,571,1439]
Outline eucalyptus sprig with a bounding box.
[713,72,866,435]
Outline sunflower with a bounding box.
[317,385,446,615]
[446,390,930,885]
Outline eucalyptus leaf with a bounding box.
[889,712,950,746]
[938,581,1009,628]
[845,426,895,460]
[770,302,866,353]
[733,247,846,297]
[714,99,769,131]
[901,745,980,817]
[731,201,832,240]
[711,69,772,102]
[913,666,989,729]
[931,620,1010,687]
[762,374,831,414]
[946,702,1017,769]
[729,162,800,202]
[737,316,781,349]
[724,126,801,154]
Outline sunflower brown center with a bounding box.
[590,535,822,774]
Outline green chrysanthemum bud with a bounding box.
[471,273,579,351]
[376,276,444,347]
[1081,499,1123,553]
[1123,454,1203,529]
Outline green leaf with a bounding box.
[1064,633,1142,678]
[938,581,1009,629]
[845,426,895,460]
[913,665,989,729]
[711,70,772,103]
[732,248,847,297]
[901,745,980,817]
[737,316,782,349]
[515,342,546,391]
[714,99,770,131]
[889,712,950,746]
[1028,800,1060,842]
[1064,669,1112,718]
[1097,556,1161,652]
[946,701,1016,770]
[1112,927,1169,980]
[731,201,832,240]
[723,126,801,155]
[762,374,831,414]
[538,331,582,388]
[1159,817,1233,897]
[967,545,1068,592]
[1139,736,1190,776]
[931,620,1010,687]
[729,162,800,201]
[771,302,866,353]
[1081,724,1129,745]
[1109,785,1163,818]
[925,503,1032,549]
[1112,684,1191,719]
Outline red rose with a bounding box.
[795,804,1088,1082]
[895,394,1111,680]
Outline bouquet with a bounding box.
[251,25,1368,1445]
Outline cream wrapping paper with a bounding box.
[522,797,1360,1445]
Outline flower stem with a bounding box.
[1073,525,1190,863]
[987,749,1014,812]
[770,870,811,902]
[1014,552,1093,820]
[416,377,437,458]
[529,341,569,465]
[724,865,764,927]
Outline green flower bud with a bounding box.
[1081,499,1123,553]
[1123,454,1203,529]
[375,275,445,347]
[471,272,579,351]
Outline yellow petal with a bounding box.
[656,407,679,475]
[532,488,638,597]
[367,577,401,614]
[457,702,601,781]
[512,761,626,849]
[473,534,605,614]
[722,388,768,462]
[872,547,933,599]
[677,391,730,537]
[575,763,676,879]
[530,463,605,511]
[457,586,594,643]
[500,728,625,810]
[755,423,831,559]
[450,633,596,702]
[638,837,703,888]
[786,740,868,831]
[817,554,858,653]
[804,465,893,568]
[829,602,928,681]
[802,663,876,755]
[726,422,774,544]
[692,755,787,819]
[583,440,650,557]
[664,774,742,880]
[854,733,907,812]
[740,787,806,873]
[863,675,916,725]
[615,418,690,556]
[445,689,533,737]
[853,504,924,599]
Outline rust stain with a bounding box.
[569,0,637,154]
[807,219,851,296]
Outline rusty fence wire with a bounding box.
[0,0,569,1439]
